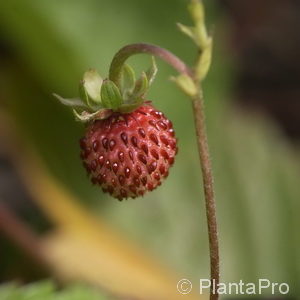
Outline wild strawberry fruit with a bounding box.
[80,102,177,200]
[54,59,178,200]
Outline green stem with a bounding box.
[109,43,219,300]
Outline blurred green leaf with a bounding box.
[0,281,107,300]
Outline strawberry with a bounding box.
[54,59,178,200]
[79,102,177,200]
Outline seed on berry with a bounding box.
[153,172,160,181]
[160,135,169,146]
[121,132,128,145]
[109,139,116,150]
[128,150,134,161]
[124,167,131,178]
[118,151,125,162]
[141,144,148,155]
[148,120,156,128]
[148,161,157,174]
[150,133,159,145]
[160,149,169,160]
[98,155,105,167]
[168,128,175,137]
[112,162,119,174]
[138,153,147,164]
[159,164,166,175]
[101,173,107,183]
[138,128,146,138]
[131,136,138,147]
[136,165,142,174]
[105,160,111,169]
[111,178,117,186]
[141,177,147,186]
[91,159,98,171]
[133,176,140,187]
[93,140,99,152]
[102,138,108,149]
[147,183,154,191]
[157,121,167,130]
[150,110,161,119]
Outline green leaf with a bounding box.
[100,79,123,110]
[79,69,103,106]
[0,281,107,300]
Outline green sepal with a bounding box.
[188,0,209,48]
[79,69,103,107]
[52,93,90,111]
[177,23,198,45]
[177,0,213,82]
[121,58,156,105]
[145,56,157,86]
[120,64,136,97]
[195,37,213,81]
[131,71,149,100]
[170,74,198,97]
[73,108,112,122]
[100,79,123,110]
[117,97,144,113]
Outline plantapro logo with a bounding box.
[200,279,289,295]
[177,278,290,295]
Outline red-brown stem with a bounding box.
[109,43,193,84]
[109,43,219,300]
[192,95,219,300]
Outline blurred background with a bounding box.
[0,0,299,299]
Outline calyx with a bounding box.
[53,57,157,123]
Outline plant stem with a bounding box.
[109,43,219,300]
[109,43,193,85]
[192,94,219,300]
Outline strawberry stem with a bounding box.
[109,43,193,87]
[109,42,220,300]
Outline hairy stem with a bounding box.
[109,43,219,300]
[192,95,219,300]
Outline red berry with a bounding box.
[79,102,178,200]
